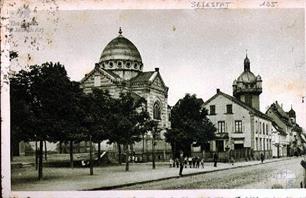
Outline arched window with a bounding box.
[153,102,161,120]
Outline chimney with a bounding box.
[155,68,159,72]
[217,88,220,93]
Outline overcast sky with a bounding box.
[10,9,306,128]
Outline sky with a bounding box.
[9,8,306,128]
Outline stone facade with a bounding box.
[202,55,272,161]
[79,29,171,161]
[203,89,272,159]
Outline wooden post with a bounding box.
[35,141,38,170]
[152,137,155,169]
[125,144,129,171]
[44,141,47,161]
[69,140,74,169]
[59,141,62,154]
[142,134,145,162]
[118,143,122,164]
[38,140,43,180]
[97,141,101,165]
[89,136,93,175]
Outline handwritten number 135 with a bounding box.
[260,1,278,7]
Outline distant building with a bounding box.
[271,121,289,158]
[266,102,306,156]
[79,28,171,161]
[203,55,272,160]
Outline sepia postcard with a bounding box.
[1,0,306,197]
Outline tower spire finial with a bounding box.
[119,27,122,35]
[244,49,250,71]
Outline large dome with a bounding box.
[99,35,142,63]
[98,30,143,72]
[237,71,256,83]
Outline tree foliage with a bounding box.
[164,94,216,157]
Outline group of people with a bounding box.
[169,156,205,169]
[171,152,219,176]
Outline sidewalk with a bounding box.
[11,157,294,191]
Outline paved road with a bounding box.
[119,157,306,189]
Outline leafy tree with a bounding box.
[10,62,84,179]
[164,94,216,158]
[107,92,148,171]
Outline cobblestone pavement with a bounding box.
[11,156,304,191]
[119,156,306,189]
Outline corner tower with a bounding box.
[233,54,262,110]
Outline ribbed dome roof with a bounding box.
[237,71,256,83]
[99,35,142,63]
[288,108,296,118]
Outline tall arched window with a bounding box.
[153,102,161,120]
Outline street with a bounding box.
[118,157,306,189]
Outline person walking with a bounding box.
[188,156,192,168]
[169,158,174,168]
[184,157,188,168]
[260,153,265,163]
[213,152,218,167]
[192,156,196,168]
[196,156,200,168]
[200,158,204,168]
[179,151,184,176]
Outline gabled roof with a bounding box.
[129,71,155,84]
[80,66,120,83]
[203,90,272,121]
[104,69,121,79]
[266,102,292,127]
[128,70,168,91]
[271,121,287,136]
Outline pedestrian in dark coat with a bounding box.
[179,152,184,176]
[260,153,264,163]
[213,152,218,167]
[192,157,196,168]
[196,156,200,168]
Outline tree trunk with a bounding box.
[124,144,129,171]
[69,140,74,169]
[35,141,38,170]
[38,140,43,180]
[152,138,155,169]
[98,141,101,164]
[64,142,68,153]
[89,137,93,175]
[118,143,122,164]
[59,141,62,154]
[142,134,145,162]
[44,141,47,161]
